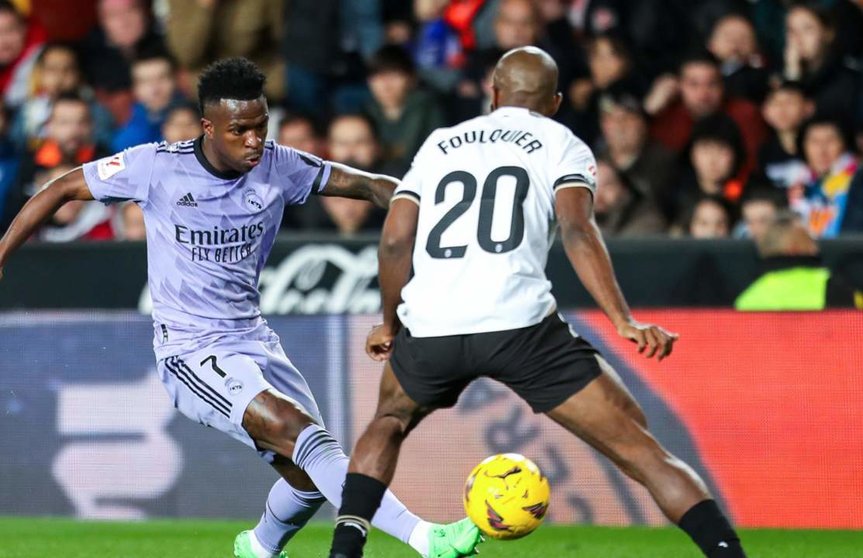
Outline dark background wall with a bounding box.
[1,236,861,310]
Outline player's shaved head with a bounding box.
[492,46,562,116]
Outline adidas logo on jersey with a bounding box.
[176,193,198,207]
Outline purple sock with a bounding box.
[252,478,326,554]
[292,424,422,545]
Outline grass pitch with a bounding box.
[0,517,860,557]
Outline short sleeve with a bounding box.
[270,143,333,206]
[552,130,597,195]
[392,133,437,206]
[82,143,157,205]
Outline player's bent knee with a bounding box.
[374,391,425,430]
[243,389,317,452]
[372,409,417,437]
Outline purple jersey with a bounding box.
[83,137,332,357]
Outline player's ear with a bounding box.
[491,87,500,111]
[201,117,214,139]
[550,92,563,116]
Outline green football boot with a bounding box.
[233,530,289,558]
[428,518,484,558]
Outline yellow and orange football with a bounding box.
[463,453,550,540]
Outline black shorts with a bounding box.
[390,313,602,413]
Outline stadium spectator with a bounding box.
[111,48,182,151]
[121,85,189,241]
[674,114,746,225]
[0,0,46,109]
[456,0,586,117]
[535,0,585,73]
[449,48,497,122]
[491,0,541,51]
[0,0,857,240]
[327,114,382,172]
[285,114,386,235]
[647,51,766,174]
[413,0,455,24]
[1,94,107,231]
[782,3,863,123]
[475,0,581,94]
[413,0,474,52]
[11,43,79,148]
[382,0,414,46]
[412,2,469,93]
[735,185,788,243]
[684,194,733,239]
[563,33,640,146]
[758,81,813,189]
[164,0,283,101]
[37,164,114,242]
[595,85,676,217]
[281,0,340,116]
[281,0,381,117]
[706,12,769,104]
[277,113,325,158]
[594,159,666,238]
[79,0,164,125]
[453,0,543,113]
[790,116,863,237]
[365,45,445,176]
[753,0,863,65]
[160,102,201,144]
[10,43,114,150]
[321,114,388,235]
[575,0,697,80]
[735,210,863,310]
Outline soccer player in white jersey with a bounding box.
[0,58,481,558]
[329,47,749,558]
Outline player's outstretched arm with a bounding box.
[555,186,678,360]
[367,198,419,361]
[0,167,94,279]
[319,163,399,209]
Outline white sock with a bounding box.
[408,520,433,557]
[249,530,278,558]
[292,424,423,552]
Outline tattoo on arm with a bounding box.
[319,164,399,209]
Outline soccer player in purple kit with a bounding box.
[0,58,481,558]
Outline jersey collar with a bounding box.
[493,106,531,115]
[493,106,545,119]
[194,135,243,180]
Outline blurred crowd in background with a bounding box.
[0,0,861,243]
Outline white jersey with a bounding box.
[394,106,597,337]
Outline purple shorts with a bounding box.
[156,323,323,461]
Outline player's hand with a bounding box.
[616,321,679,361]
[366,323,397,362]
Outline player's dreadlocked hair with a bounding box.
[197,57,266,114]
